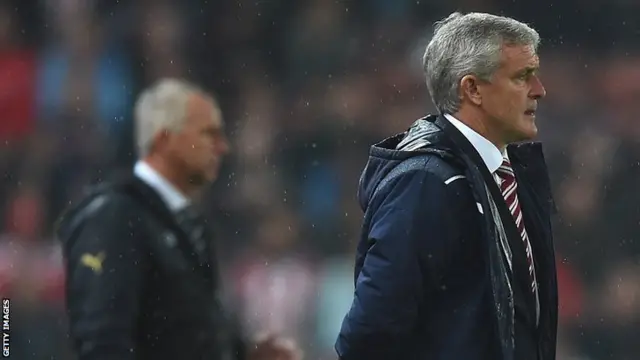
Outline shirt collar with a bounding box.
[134,160,190,212]
[444,113,505,173]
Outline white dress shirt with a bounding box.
[134,160,190,212]
[444,113,506,183]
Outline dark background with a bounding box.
[1,0,639,359]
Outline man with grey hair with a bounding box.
[336,12,558,360]
[57,78,300,360]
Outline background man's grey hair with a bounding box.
[134,78,212,157]
[423,12,540,114]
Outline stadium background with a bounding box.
[1,0,639,359]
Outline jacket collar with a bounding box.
[397,115,547,178]
[134,160,190,212]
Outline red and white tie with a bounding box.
[496,158,540,322]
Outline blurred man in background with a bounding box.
[336,12,557,360]
[56,79,300,360]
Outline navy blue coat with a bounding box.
[335,115,558,360]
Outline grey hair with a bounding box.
[134,78,213,157]
[423,12,540,114]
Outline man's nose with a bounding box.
[530,75,546,99]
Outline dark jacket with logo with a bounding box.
[56,175,245,360]
[335,115,558,360]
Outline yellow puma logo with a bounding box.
[80,252,106,274]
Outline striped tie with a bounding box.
[496,158,540,320]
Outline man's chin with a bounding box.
[524,128,538,140]
[510,126,537,143]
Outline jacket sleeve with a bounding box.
[64,196,149,360]
[335,168,455,360]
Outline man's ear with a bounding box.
[460,75,483,106]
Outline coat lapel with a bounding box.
[120,176,211,274]
[434,116,546,322]
[509,144,558,348]
[433,116,530,277]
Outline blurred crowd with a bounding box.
[1,0,640,359]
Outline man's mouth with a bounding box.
[524,109,536,116]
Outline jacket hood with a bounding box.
[357,115,456,212]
